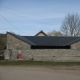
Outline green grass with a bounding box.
[0,60,80,66]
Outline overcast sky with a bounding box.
[0,0,80,35]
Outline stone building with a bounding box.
[4,31,80,61]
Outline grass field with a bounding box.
[0,60,80,66]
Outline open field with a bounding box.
[0,66,80,80]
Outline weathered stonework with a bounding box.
[7,34,30,50]
[11,49,80,62]
[71,42,80,49]
[5,33,30,60]
[4,33,80,62]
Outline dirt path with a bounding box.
[0,66,80,80]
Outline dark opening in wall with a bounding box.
[31,45,71,49]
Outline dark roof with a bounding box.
[24,36,80,46]
[35,30,48,36]
[7,32,35,45]
[7,32,80,46]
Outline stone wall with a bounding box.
[5,33,80,62]
[4,33,30,60]
[11,49,80,62]
[7,34,30,50]
[72,42,80,49]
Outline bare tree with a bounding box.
[61,13,80,36]
[48,30,63,36]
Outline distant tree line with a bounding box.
[48,13,80,36]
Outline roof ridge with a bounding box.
[35,30,48,36]
[23,37,36,45]
[64,37,80,46]
[7,32,36,45]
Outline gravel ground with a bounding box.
[0,66,80,80]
